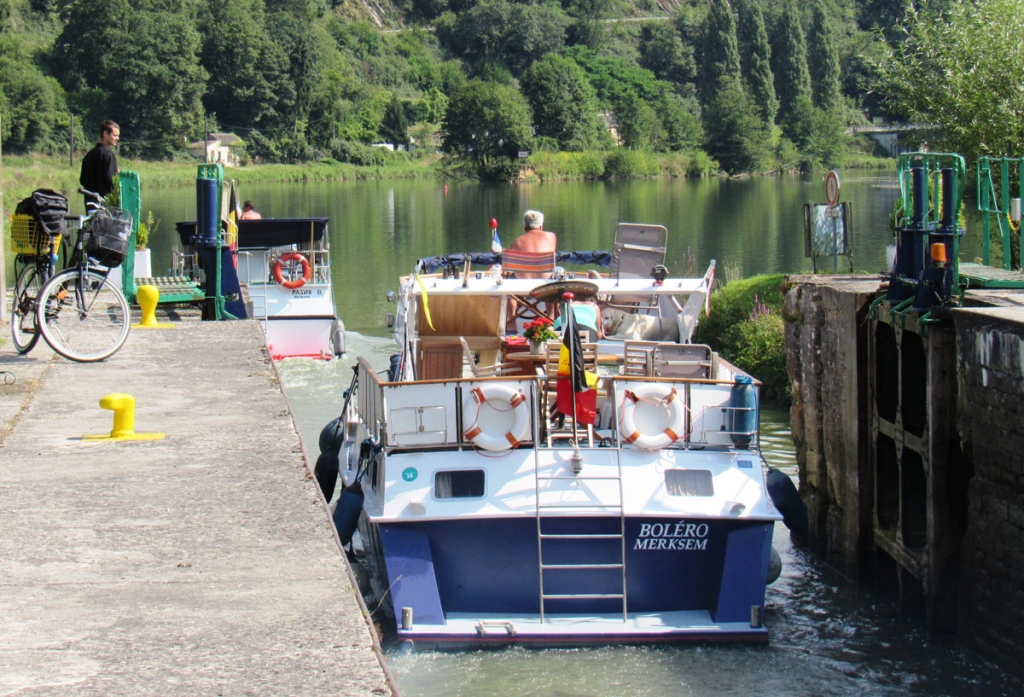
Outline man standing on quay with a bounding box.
[80,120,120,208]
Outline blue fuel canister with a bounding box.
[728,375,756,449]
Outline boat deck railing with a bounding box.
[236,247,331,288]
[354,357,759,455]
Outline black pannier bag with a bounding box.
[15,188,69,237]
[86,207,133,267]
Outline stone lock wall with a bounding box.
[785,276,1024,673]
[952,307,1024,673]
[784,276,879,571]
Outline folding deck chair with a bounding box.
[502,249,558,330]
[606,223,668,313]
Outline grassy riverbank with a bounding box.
[0,154,442,207]
[2,150,894,209]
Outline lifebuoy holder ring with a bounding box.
[273,252,311,289]
[618,384,687,449]
[463,384,530,452]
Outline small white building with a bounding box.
[188,133,244,166]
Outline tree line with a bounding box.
[0,0,1014,177]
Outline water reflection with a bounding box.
[140,172,909,338]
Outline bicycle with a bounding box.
[10,210,63,354]
[32,189,132,362]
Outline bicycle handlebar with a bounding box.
[79,188,105,203]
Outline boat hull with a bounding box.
[358,513,773,646]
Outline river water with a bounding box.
[150,173,1016,696]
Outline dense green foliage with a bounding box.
[876,0,1024,167]
[694,273,789,404]
[0,0,965,178]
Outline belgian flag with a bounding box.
[556,304,598,425]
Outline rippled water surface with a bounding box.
[277,337,1021,697]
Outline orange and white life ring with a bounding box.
[463,384,530,452]
[273,252,311,289]
[618,384,687,449]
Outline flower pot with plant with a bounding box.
[133,211,158,278]
[523,318,557,353]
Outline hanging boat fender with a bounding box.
[766,467,809,537]
[766,546,782,584]
[332,481,363,546]
[319,416,346,454]
[618,384,686,449]
[462,384,530,452]
[314,449,341,503]
[272,252,311,289]
[388,354,403,382]
[331,318,346,358]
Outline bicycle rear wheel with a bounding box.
[36,268,130,362]
[11,263,43,354]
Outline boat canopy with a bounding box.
[175,218,329,248]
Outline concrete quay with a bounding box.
[0,315,397,696]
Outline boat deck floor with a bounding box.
[397,611,767,646]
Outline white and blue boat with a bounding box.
[174,216,345,360]
[328,226,785,646]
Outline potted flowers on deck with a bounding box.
[523,317,557,354]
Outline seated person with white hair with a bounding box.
[508,209,557,278]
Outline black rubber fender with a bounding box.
[315,449,340,503]
[318,416,345,454]
[766,546,782,584]
[333,481,364,546]
[767,467,809,536]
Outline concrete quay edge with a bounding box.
[0,315,398,696]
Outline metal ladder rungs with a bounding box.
[541,562,623,570]
[542,593,625,600]
[537,503,623,510]
[539,533,622,540]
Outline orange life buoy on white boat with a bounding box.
[273,252,311,289]
[463,384,530,452]
[618,384,686,449]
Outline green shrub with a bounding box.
[686,150,718,177]
[604,149,658,178]
[694,273,790,404]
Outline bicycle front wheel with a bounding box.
[11,263,43,354]
[36,269,130,362]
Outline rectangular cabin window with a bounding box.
[665,469,714,497]
[434,470,486,499]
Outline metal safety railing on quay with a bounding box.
[977,156,1024,271]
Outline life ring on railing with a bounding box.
[618,384,687,449]
[273,252,311,289]
[463,384,530,452]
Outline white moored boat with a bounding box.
[175,216,345,360]
[234,218,345,360]
[325,224,786,646]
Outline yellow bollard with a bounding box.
[83,393,166,441]
[102,393,136,437]
[133,285,174,328]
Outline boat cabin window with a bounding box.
[664,469,714,497]
[434,470,485,499]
